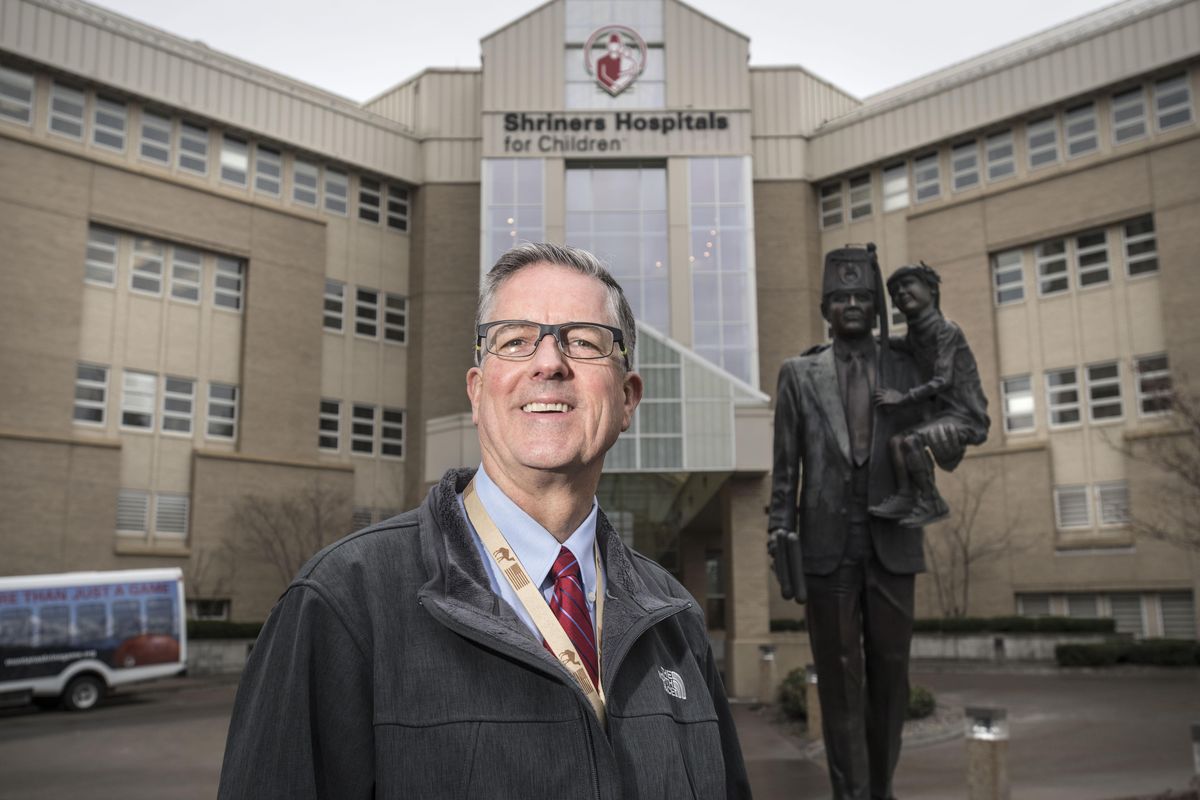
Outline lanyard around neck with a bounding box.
[462,478,607,724]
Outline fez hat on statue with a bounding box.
[821,243,890,343]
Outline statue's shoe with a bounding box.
[900,495,950,527]
[869,493,914,519]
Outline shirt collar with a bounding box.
[833,336,877,362]
[473,464,599,594]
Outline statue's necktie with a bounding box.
[546,547,599,689]
[848,351,872,466]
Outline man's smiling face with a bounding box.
[466,262,642,486]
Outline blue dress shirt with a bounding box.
[457,464,602,640]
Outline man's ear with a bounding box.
[620,371,643,432]
[466,366,482,424]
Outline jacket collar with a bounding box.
[416,469,689,685]
[807,347,852,464]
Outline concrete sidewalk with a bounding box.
[732,666,1200,800]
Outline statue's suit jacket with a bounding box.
[767,343,927,576]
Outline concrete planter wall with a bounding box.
[910,632,1112,662]
[188,639,254,675]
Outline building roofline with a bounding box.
[749,64,862,104]
[362,67,482,107]
[35,0,416,136]
[479,0,558,44]
[816,0,1186,134]
[479,0,750,44]
[668,0,750,42]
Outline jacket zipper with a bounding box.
[603,601,690,693]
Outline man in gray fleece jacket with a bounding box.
[218,243,751,799]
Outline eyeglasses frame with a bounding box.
[475,319,630,370]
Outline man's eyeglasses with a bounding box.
[476,320,629,368]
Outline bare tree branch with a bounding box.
[224,480,352,591]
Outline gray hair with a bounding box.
[476,242,637,368]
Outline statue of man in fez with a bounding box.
[768,244,955,800]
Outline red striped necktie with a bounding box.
[545,546,599,689]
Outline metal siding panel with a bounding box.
[48,8,65,65]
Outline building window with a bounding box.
[0,66,35,125]
[206,383,238,439]
[882,163,909,211]
[155,493,189,537]
[351,404,376,454]
[1123,216,1158,276]
[992,249,1024,305]
[220,135,248,186]
[381,408,405,458]
[293,159,319,207]
[92,95,126,151]
[1134,354,1171,416]
[1035,240,1069,296]
[1046,367,1081,427]
[1085,361,1123,421]
[985,130,1015,181]
[819,182,843,228]
[121,370,157,430]
[1159,592,1197,639]
[85,227,119,286]
[848,173,871,219]
[1017,593,1051,617]
[1065,102,1098,157]
[319,399,340,451]
[352,507,374,530]
[161,377,195,434]
[254,146,282,196]
[913,153,940,202]
[951,141,979,191]
[384,293,407,343]
[167,247,202,303]
[1075,230,1110,287]
[213,257,244,311]
[1095,482,1130,527]
[323,280,344,331]
[324,169,348,215]
[178,122,208,175]
[48,82,85,139]
[139,110,172,165]
[358,178,381,223]
[131,238,165,295]
[1002,375,1035,433]
[483,159,545,272]
[1054,485,1091,529]
[387,185,409,231]
[1111,86,1147,144]
[73,363,108,425]
[1108,593,1145,636]
[1154,72,1193,131]
[1026,116,1059,169]
[117,490,150,534]
[187,599,230,621]
[355,287,379,338]
[1067,594,1099,618]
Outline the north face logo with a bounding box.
[658,667,686,700]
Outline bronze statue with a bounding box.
[768,245,985,800]
[870,262,991,526]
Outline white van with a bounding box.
[0,568,187,711]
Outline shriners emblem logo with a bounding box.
[584,25,648,97]
[658,667,686,700]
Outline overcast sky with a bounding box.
[92,0,1123,103]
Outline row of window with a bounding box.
[1001,354,1170,433]
[86,227,244,310]
[323,280,407,342]
[0,596,178,646]
[1017,591,1195,639]
[73,364,239,440]
[319,399,405,459]
[117,489,189,538]
[819,71,1193,227]
[991,216,1157,306]
[1053,482,1129,530]
[0,66,410,230]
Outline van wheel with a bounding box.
[63,675,105,711]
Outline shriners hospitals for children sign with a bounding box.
[584,25,647,97]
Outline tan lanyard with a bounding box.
[463,478,606,724]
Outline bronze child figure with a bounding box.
[870,262,990,527]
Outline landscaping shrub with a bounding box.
[778,667,807,720]
[187,620,264,639]
[1055,638,1200,667]
[907,684,936,720]
[769,618,807,632]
